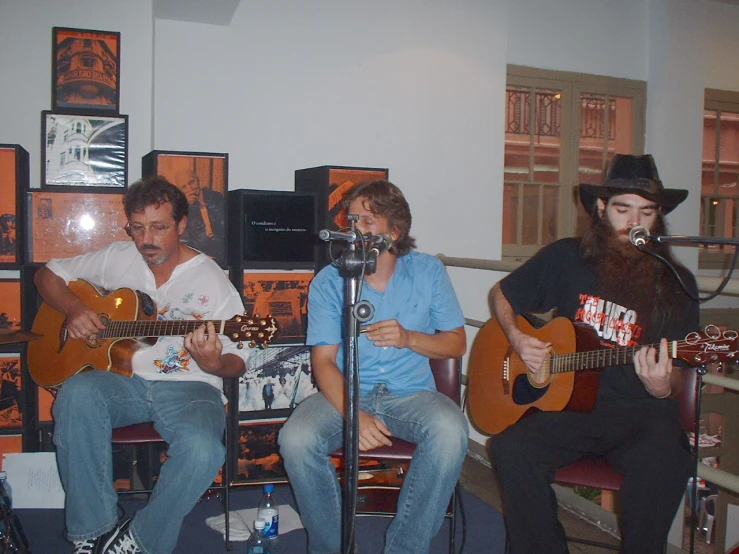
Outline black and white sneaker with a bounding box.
[104,519,141,554]
[72,521,124,554]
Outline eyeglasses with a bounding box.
[126,222,175,237]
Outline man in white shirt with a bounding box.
[34,176,249,554]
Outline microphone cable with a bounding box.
[636,244,739,303]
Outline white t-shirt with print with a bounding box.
[47,241,250,393]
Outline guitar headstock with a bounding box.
[678,325,739,366]
[224,314,280,348]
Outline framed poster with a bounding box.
[27,191,129,263]
[238,345,317,419]
[0,279,22,333]
[227,189,317,270]
[234,418,289,485]
[242,271,313,344]
[42,111,128,190]
[52,27,121,114]
[0,351,23,431]
[142,151,228,268]
[0,145,29,269]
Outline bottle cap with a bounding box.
[254,519,266,529]
[264,483,274,493]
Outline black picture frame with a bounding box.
[142,150,229,268]
[233,418,289,485]
[41,111,128,191]
[227,189,317,271]
[0,349,24,432]
[238,345,317,420]
[0,145,29,269]
[52,27,121,115]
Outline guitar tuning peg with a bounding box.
[248,340,256,348]
[236,341,244,350]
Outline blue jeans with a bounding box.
[52,372,226,554]
[278,384,468,554]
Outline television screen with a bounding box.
[238,190,316,268]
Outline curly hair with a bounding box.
[341,180,416,256]
[124,176,189,223]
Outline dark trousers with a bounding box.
[489,404,692,554]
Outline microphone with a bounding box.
[629,226,650,247]
[369,233,393,255]
[319,229,358,242]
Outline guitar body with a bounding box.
[28,280,156,388]
[468,316,601,435]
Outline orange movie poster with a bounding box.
[328,168,388,228]
[0,280,21,331]
[29,192,129,263]
[0,148,17,265]
[0,353,22,429]
[243,272,313,343]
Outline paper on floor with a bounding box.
[205,504,303,541]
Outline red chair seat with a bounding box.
[555,458,624,491]
[112,423,163,445]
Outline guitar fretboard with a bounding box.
[550,340,677,374]
[96,320,227,339]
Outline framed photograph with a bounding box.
[0,351,23,431]
[27,191,129,263]
[0,279,22,333]
[234,418,289,485]
[0,146,29,269]
[242,271,313,344]
[52,27,121,114]
[42,111,128,190]
[228,189,317,270]
[238,345,317,419]
[142,151,228,268]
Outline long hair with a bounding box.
[341,180,416,256]
[124,176,189,223]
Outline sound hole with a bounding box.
[512,374,549,406]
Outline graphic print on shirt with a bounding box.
[574,294,644,347]
[151,297,210,373]
[154,344,192,374]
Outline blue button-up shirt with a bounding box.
[307,251,465,396]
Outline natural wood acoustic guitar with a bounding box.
[467,315,738,435]
[27,279,279,389]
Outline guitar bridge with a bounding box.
[502,357,510,395]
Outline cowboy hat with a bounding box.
[579,154,688,215]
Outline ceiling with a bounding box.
[153,0,241,25]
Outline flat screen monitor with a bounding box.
[237,190,316,269]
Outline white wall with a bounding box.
[0,0,154,185]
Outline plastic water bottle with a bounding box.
[246,519,271,554]
[257,483,279,543]
[0,472,11,510]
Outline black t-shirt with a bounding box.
[500,238,700,408]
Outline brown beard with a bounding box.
[580,213,685,339]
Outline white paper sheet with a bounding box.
[2,452,65,509]
[205,504,303,541]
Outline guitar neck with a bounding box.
[551,340,674,374]
[98,319,227,339]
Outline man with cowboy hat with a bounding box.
[487,154,698,553]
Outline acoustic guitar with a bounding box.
[467,315,738,435]
[27,279,279,389]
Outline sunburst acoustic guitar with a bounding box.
[27,279,279,389]
[467,315,738,435]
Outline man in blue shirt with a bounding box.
[279,180,468,554]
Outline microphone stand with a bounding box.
[648,234,739,246]
[324,218,379,554]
